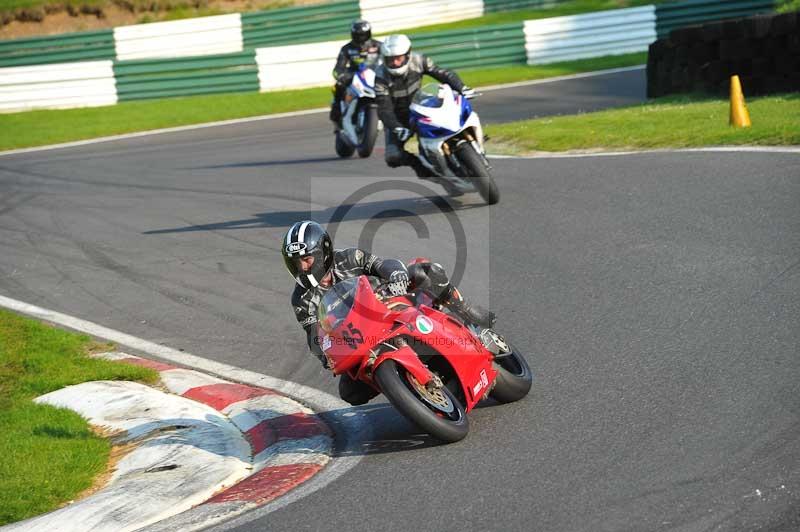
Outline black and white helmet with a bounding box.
[282,221,333,289]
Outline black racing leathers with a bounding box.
[374,53,465,131]
[333,38,382,86]
[290,248,406,366]
[330,39,382,123]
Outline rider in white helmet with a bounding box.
[375,34,476,192]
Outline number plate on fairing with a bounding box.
[471,369,489,398]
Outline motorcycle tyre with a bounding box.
[374,359,469,443]
[455,143,499,205]
[356,105,378,158]
[489,343,532,404]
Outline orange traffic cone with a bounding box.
[729,75,752,128]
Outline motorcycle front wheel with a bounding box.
[455,143,499,205]
[356,105,378,158]
[374,359,469,443]
[489,343,532,404]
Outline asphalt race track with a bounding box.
[1,68,798,532]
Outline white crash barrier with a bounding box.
[256,39,345,91]
[360,0,484,33]
[114,14,243,61]
[524,6,656,64]
[0,60,117,113]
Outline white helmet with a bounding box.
[380,34,412,76]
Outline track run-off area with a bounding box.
[1,68,798,532]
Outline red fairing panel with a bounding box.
[407,306,496,411]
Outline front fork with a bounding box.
[440,132,492,176]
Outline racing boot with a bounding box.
[329,101,342,131]
[437,284,496,329]
[407,154,436,179]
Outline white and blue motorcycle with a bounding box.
[335,63,379,159]
[409,83,499,205]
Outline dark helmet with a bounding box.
[282,221,333,289]
[351,19,372,45]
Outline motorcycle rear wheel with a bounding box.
[455,143,499,205]
[489,343,532,404]
[356,105,378,158]
[374,359,469,443]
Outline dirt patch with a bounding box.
[0,0,323,40]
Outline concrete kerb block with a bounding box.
[2,352,334,532]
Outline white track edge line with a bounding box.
[0,293,369,529]
[478,65,645,92]
[0,66,647,158]
[489,146,800,159]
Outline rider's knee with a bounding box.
[339,376,378,406]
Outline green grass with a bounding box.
[0,52,646,151]
[777,0,800,12]
[0,85,332,150]
[0,309,157,526]
[486,93,800,153]
[459,52,645,87]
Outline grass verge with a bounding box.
[486,93,800,153]
[0,309,157,526]
[0,52,645,151]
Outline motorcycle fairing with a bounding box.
[364,301,498,411]
[320,276,497,411]
[411,306,497,410]
[339,64,377,147]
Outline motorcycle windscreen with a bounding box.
[413,82,445,109]
[317,276,392,373]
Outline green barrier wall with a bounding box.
[0,29,115,68]
[483,0,562,13]
[411,23,527,69]
[113,51,259,101]
[242,0,360,48]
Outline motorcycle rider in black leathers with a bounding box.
[375,34,476,193]
[282,220,496,406]
[330,20,382,128]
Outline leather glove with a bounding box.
[388,270,410,296]
[336,72,354,88]
[460,86,476,99]
[393,127,412,142]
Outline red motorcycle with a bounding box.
[317,273,532,443]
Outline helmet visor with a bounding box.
[284,247,327,288]
[385,54,409,70]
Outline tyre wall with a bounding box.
[647,10,799,98]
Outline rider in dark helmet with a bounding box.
[329,20,382,128]
[375,34,476,191]
[282,220,496,406]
